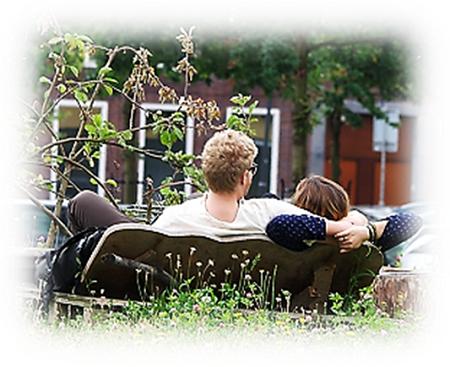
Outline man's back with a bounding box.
[152,194,311,238]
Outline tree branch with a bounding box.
[20,186,73,238]
[37,137,163,159]
[48,154,120,210]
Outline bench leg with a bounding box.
[291,263,336,312]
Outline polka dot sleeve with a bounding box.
[266,214,326,252]
[377,212,423,251]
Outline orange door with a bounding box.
[374,162,411,205]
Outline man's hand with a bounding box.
[335,225,370,253]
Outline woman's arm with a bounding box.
[335,212,423,253]
[265,214,353,251]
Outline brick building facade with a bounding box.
[42,78,418,206]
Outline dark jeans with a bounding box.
[68,191,134,233]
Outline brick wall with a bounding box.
[103,77,295,200]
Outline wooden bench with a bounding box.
[23,223,384,315]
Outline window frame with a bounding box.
[50,99,109,200]
[137,103,195,205]
[225,106,281,194]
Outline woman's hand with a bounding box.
[341,210,369,226]
[335,225,370,253]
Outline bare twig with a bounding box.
[20,186,73,238]
[37,137,164,159]
[47,154,120,210]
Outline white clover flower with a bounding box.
[231,253,239,260]
[201,295,211,303]
[224,269,231,275]
[189,247,196,255]
[196,261,203,267]
[208,259,214,266]
[242,250,249,256]
[244,274,252,281]
[165,252,172,259]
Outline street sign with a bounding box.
[372,109,400,153]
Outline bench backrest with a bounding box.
[81,223,382,300]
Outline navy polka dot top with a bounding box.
[266,214,326,252]
[266,212,422,252]
[377,212,423,251]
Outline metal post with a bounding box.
[379,145,386,206]
[259,96,272,194]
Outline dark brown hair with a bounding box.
[293,175,350,220]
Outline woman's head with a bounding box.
[293,175,349,220]
[201,129,258,194]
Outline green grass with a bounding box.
[24,278,420,344]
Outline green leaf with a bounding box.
[160,130,173,149]
[39,76,52,85]
[84,124,96,135]
[68,65,79,78]
[57,84,67,94]
[92,151,101,160]
[98,66,112,77]
[89,178,98,186]
[103,77,119,84]
[78,35,94,44]
[121,130,133,141]
[103,84,113,96]
[106,179,118,188]
[48,36,63,45]
[173,127,184,141]
[74,89,88,103]
[92,114,103,127]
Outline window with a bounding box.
[226,107,280,198]
[137,104,195,205]
[50,100,108,200]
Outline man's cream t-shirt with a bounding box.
[152,194,312,238]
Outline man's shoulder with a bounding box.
[243,197,311,216]
[244,197,292,209]
[164,196,203,213]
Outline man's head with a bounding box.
[201,129,258,196]
[293,175,350,220]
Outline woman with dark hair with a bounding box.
[266,175,422,254]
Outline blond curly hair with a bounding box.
[201,130,258,193]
